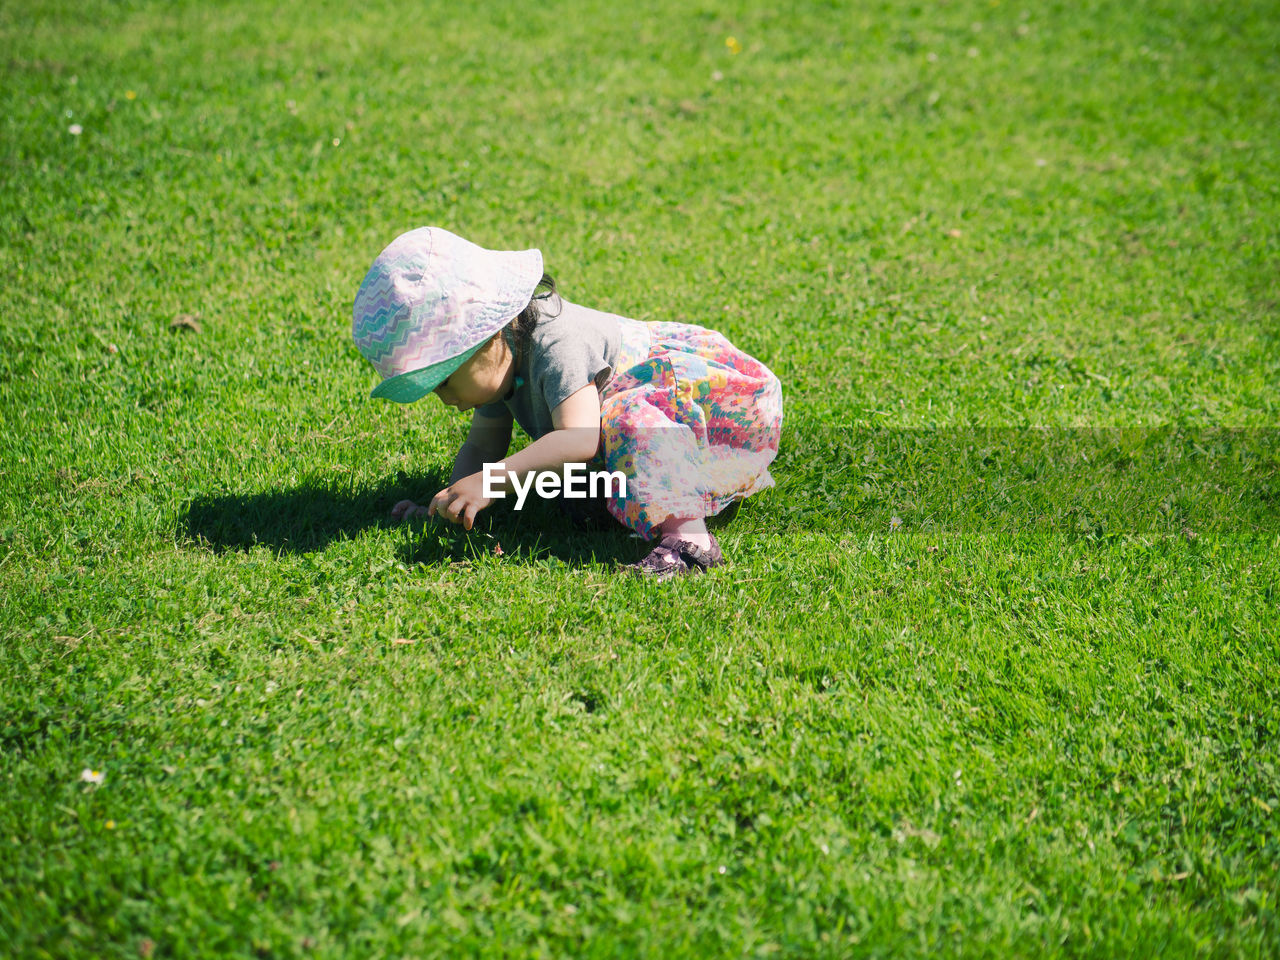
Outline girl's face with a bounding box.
[433,332,514,412]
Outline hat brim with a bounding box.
[369,341,485,403]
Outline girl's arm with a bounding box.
[492,385,600,479]
[391,409,512,522]
[449,407,514,483]
[428,385,602,529]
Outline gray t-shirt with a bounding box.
[475,297,626,440]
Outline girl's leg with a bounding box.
[656,516,712,550]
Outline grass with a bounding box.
[2,0,1278,956]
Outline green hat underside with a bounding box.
[369,341,485,403]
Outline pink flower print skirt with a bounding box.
[593,319,783,540]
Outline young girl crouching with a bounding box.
[352,227,783,580]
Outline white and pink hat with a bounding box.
[352,226,543,403]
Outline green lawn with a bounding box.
[2,0,1278,956]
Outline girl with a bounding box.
[352,226,783,580]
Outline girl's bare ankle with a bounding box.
[658,518,711,550]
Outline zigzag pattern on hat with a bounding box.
[356,301,474,377]
[351,257,426,347]
[352,226,542,393]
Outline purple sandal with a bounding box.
[628,533,724,581]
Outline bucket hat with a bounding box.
[352,226,543,403]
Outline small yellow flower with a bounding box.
[105,820,116,829]
[725,36,742,55]
[125,90,137,100]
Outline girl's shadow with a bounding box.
[181,471,656,567]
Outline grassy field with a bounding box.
[2,0,1278,956]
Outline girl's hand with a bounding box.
[391,499,430,522]
[428,472,494,531]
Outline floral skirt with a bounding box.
[588,319,783,540]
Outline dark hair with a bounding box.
[508,273,560,365]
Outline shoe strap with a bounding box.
[659,534,718,572]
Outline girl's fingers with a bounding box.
[392,499,423,521]
[428,490,454,519]
[422,489,485,528]
[428,491,460,525]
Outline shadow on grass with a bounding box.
[768,426,1280,539]
[181,471,665,567]
[183,473,417,554]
